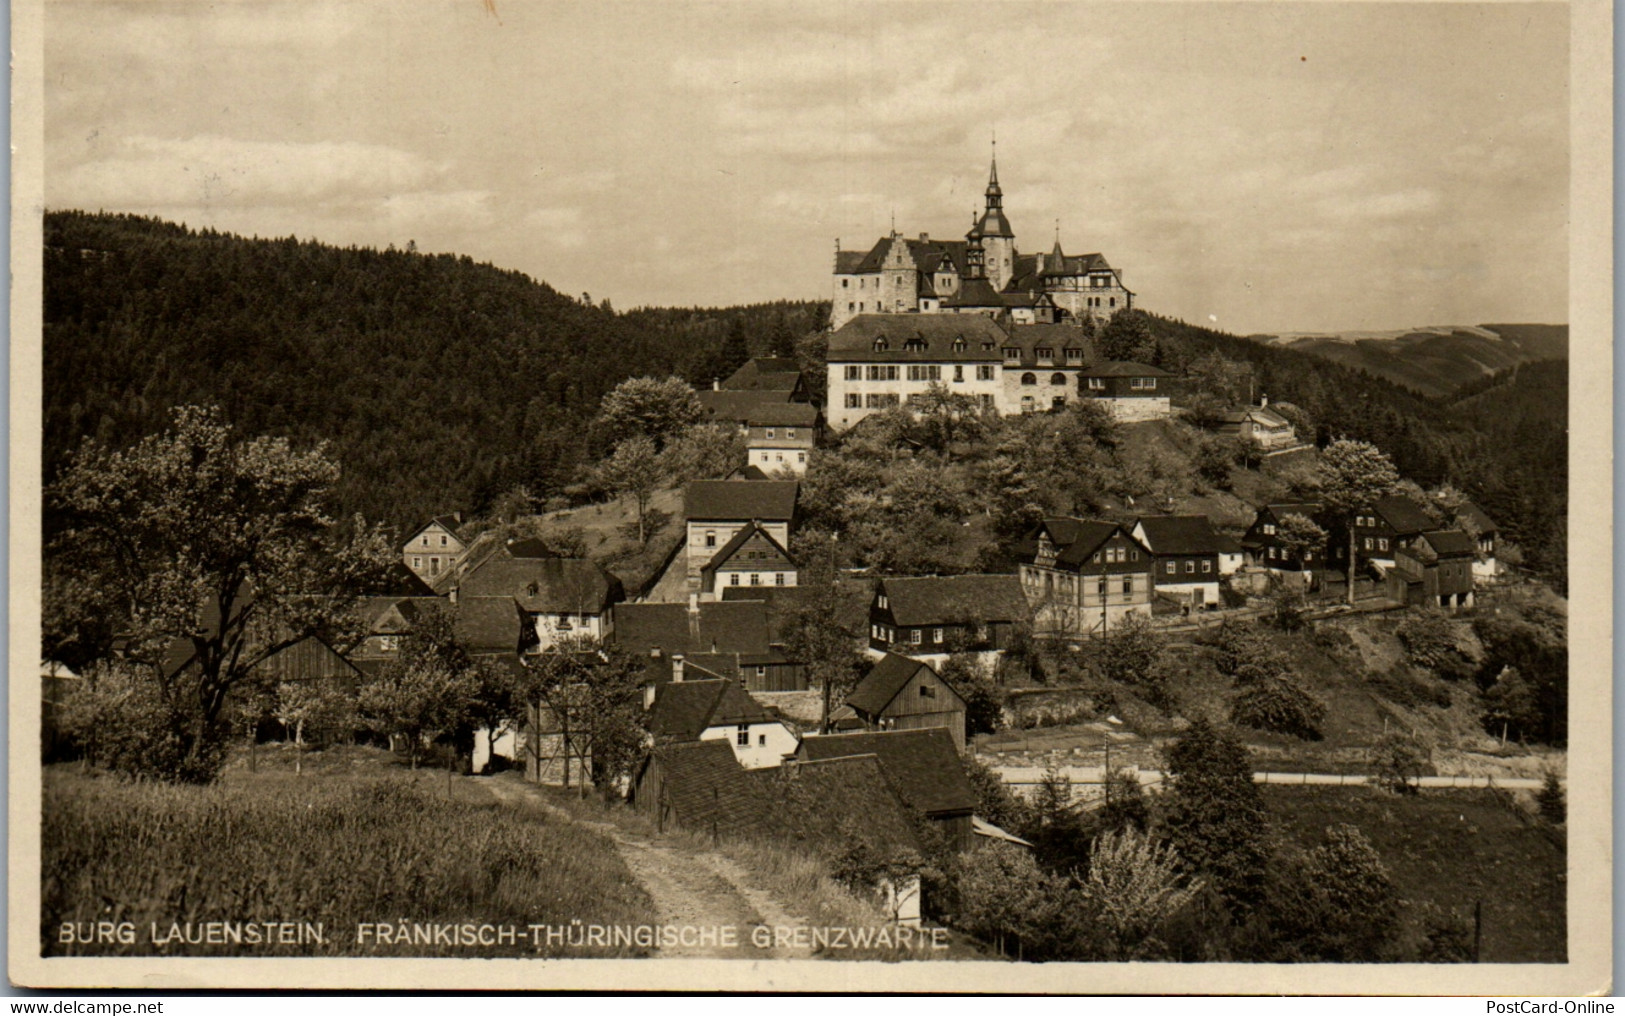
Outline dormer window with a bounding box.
[981,342,995,352]
[873,338,889,352]
[1065,348,1084,364]
[1003,347,1022,364]
[1036,347,1054,362]
[526,581,539,597]
[952,338,966,352]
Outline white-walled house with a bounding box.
[647,677,800,770]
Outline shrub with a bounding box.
[55,663,231,783]
[1230,675,1326,740]
[1366,664,1452,709]
[1396,611,1476,680]
[1535,771,1565,824]
[1080,828,1205,959]
[1371,731,1430,794]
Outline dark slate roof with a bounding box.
[877,574,1029,627]
[719,579,873,642]
[1009,251,1114,290]
[1458,501,1498,535]
[650,679,775,740]
[640,740,762,839]
[1134,515,1232,556]
[454,596,525,654]
[685,480,798,522]
[1419,529,1477,558]
[696,389,795,424]
[722,358,803,393]
[834,250,867,273]
[1373,496,1437,537]
[614,601,775,668]
[744,403,819,427]
[942,277,1007,308]
[401,513,465,550]
[458,555,623,614]
[704,521,797,574]
[1079,360,1174,378]
[1017,517,1122,566]
[843,236,971,276]
[726,465,774,481]
[796,728,977,816]
[747,755,923,855]
[370,562,438,597]
[826,315,1008,363]
[847,653,967,717]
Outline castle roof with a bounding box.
[942,277,1007,309]
[827,314,1009,362]
[685,480,799,522]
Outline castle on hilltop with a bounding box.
[830,151,1134,331]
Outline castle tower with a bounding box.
[977,146,1016,291]
[964,214,986,280]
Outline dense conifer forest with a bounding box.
[41,211,1565,586]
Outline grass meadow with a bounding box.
[41,746,654,957]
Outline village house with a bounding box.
[841,652,969,750]
[698,519,799,597]
[614,596,806,692]
[1388,529,1478,610]
[795,727,980,851]
[646,677,800,769]
[1456,501,1501,583]
[1241,502,1326,577]
[696,357,811,430]
[744,402,819,476]
[1076,361,1175,422]
[447,538,624,651]
[867,574,1029,654]
[1017,518,1155,637]
[1131,515,1241,610]
[674,480,799,597]
[830,154,1132,331]
[1330,495,1436,573]
[1215,402,1299,450]
[400,513,468,581]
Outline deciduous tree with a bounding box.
[45,405,393,782]
[595,376,703,450]
[1316,439,1400,603]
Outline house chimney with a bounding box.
[642,682,657,710]
[453,511,462,523]
[1260,394,1268,407]
[918,232,929,243]
[672,653,685,683]
[688,592,702,643]
[712,379,720,391]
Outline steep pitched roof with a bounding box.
[453,596,526,654]
[370,562,438,597]
[722,358,804,393]
[743,402,819,427]
[696,389,795,425]
[703,521,797,574]
[834,250,867,274]
[1134,515,1232,556]
[401,513,466,550]
[826,315,1008,363]
[1079,360,1175,378]
[614,601,775,666]
[1018,517,1122,566]
[847,653,967,717]
[649,679,775,740]
[845,236,971,276]
[796,728,977,816]
[458,553,623,614]
[1373,496,1436,537]
[747,755,924,854]
[1457,501,1498,535]
[685,480,799,522]
[941,277,1007,309]
[1418,529,1477,558]
[877,574,1029,626]
[639,740,762,839]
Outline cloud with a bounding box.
[1317,188,1442,221]
[51,135,445,210]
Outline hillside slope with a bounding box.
[43,211,826,532]
[1247,324,1568,398]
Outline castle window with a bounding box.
[1088,377,1106,390]
[1036,347,1054,362]
[872,338,888,352]
[982,342,995,351]
[786,429,796,439]
[1065,348,1084,364]
[954,365,964,382]
[848,302,854,312]
[845,393,861,408]
[1052,396,1066,411]
[765,428,775,439]
[953,338,966,352]
[845,365,861,381]
[706,531,717,547]
[904,338,926,352]
[1020,372,1037,386]
[842,279,849,288]
[1110,298,1117,307]
[1050,373,1066,386]
[1021,395,1036,413]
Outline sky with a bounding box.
[44,1,1570,334]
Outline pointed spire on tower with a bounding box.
[986,132,1003,201]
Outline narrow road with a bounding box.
[480,773,813,958]
[994,765,1549,793]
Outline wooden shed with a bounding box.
[845,653,968,750]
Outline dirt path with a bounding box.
[480,773,812,958]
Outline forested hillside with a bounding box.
[1248,324,1568,398]
[1143,317,1567,586]
[43,211,825,529]
[42,212,1564,586]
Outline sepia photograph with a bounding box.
[10,0,1611,994]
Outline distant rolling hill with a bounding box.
[1245,324,1568,398]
